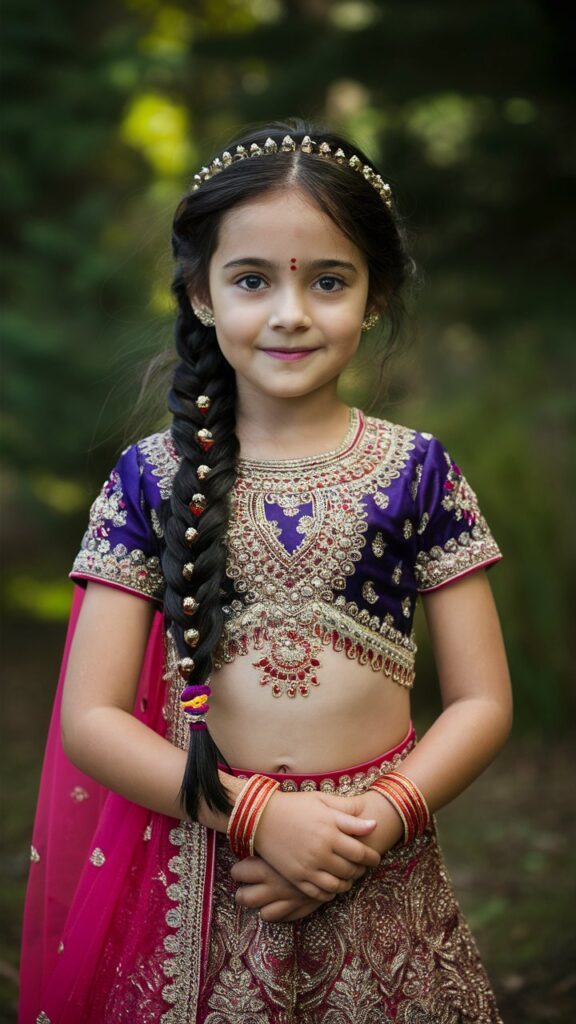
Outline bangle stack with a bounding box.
[370,771,430,846]
[227,774,280,860]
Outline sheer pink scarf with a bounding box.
[18,588,192,1023]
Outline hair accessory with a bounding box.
[177,657,195,679]
[361,312,380,332]
[197,464,211,481]
[193,306,216,328]
[183,596,199,616]
[180,682,211,731]
[227,774,280,860]
[184,627,200,648]
[370,771,430,846]
[197,428,214,452]
[182,562,195,581]
[184,527,198,546]
[191,135,393,209]
[189,493,207,516]
[195,395,211,413]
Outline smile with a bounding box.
[261,348,318,362]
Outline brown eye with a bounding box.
[238,274,266,290]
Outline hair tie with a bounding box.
[195,395,211,413]
[180,682,211,731]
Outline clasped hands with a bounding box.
[230,788,403,923]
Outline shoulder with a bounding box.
[121,428,181,504]
[362,412,446,467]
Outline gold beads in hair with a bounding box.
[197,464,211,480]
[195,395,211,413]
[189,493,207,516]
[197,428,214,451]
[185,527,198,546]
[182,562,195,581]
[184,627,200,648]
[177,657,195,679]
[183,596,199,616]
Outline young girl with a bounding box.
[20,120,512,1023]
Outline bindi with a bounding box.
[289,257,298,272]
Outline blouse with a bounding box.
[70,408,502,696]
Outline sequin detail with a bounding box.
[30,845,40,863]
[89,847,106,867]
[217,412,418,694]
[70,785,89,802]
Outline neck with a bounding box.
[235,387,352,460]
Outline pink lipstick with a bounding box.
[263,349,316,361]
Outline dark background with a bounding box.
[1,1,575,1019]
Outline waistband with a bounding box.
[219,722,416,796]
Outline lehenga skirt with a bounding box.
[196,725,502,1024]
[20,594,501,1023]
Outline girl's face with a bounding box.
[205,188,370,406]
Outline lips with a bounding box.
[261,348,318,361]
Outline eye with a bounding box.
[237,274,267,291]
[314,275,345,292]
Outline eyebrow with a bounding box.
[221,257,358,274]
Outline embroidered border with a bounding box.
[415,526,502,591]
[160,822,208,1023]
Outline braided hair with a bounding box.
[161,119,415,821]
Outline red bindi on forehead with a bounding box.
[290,257,297,272]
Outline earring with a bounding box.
[193,306,216,328]
[361,312,380,333]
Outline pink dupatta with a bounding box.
[19,587,215,1023]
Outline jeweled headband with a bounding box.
[191,134,393,209]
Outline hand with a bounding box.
[231,856,323,922]
[253,790,381,902]
[342,790,404,854]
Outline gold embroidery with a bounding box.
[219,413,417,694]
[361,580,378,605]
[71,542,163,600]
[409,462,423,501]
[371,531,386,557]
[392,561,403,585]
[415,527,501,591]
[143,822,153,841]
[89,847,106,867]
[138,430,180,500]
[36,1014,51,1023]
[403,518,414,539]
[30,845,40,863]
[160,823,208,1023]
[199,747,503,1023]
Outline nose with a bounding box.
[268,286,312,332]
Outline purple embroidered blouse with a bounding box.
[70,409,502,695]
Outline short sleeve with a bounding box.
[69,443,164,602]
[414,437,502,592]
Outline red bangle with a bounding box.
[227,775,279,860]
[370,771,430,845]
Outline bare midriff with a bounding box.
[207,644,412,775]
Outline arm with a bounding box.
[61,582,379,899]
[351,570,513,855]
[60,583,249,820]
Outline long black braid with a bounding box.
[161,277,239,819]
[159,119,415,823]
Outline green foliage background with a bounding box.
[2,0,574,727]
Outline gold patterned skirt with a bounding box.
[198,729,502,1024]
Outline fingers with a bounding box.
[333,810,377,836]
[230,856,275,885]
[333,834,381,869]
